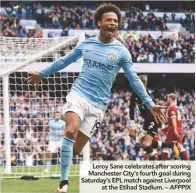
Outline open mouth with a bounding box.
[108,28,115,34]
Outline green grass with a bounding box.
[1,177,79,193]
[1,165,80,193]
[1,165,79,179]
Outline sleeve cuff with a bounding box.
[146,101,155,110]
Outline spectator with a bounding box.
[119,34,195,64]
[0,82,194,164]
[1,2,194,32]
[61,27,69,36]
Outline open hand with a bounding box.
[150,105,167,124]
[25,72,41,85]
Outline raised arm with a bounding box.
[25,43,83,84]
[121,48,166,124]
[39,48,82,78]
[121,51,154,110]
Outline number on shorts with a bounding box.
[91,120,101,134]
[148,122,155,130]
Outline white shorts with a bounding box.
[47,140,62,153]
[62,91,105,138]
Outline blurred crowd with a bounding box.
[1,2,195,31]
[1,2,195,64]
[0,1,195,165]
[122,8,194,32]
[1,2,195,37]
[119,32,195,63]
[0,91,64,166]
[0,13,42,38]
[0,87,195,166]
[90,88,195,161]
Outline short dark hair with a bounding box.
[94,3,122,28]
[138,74,148,77]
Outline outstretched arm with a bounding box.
[121,55,154,110]
[39,48,82,78]
[121,49,166,124]
[25,43,83,84]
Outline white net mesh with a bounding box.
[0,37,67,60]
[0,36,82,179]
[0,36,79,76]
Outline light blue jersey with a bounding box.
[39,37,155,110]
[49,119,65,141]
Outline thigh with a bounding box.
[80,106,105,138]
[80,116,101,138]
[62,102,84,123]
[165,132,182,144]
[62,92,86,137]
[64,112,81,138]
[62,91,86,122]
[143,134,153,144]
[73,131,89,155]
[143,117,160,137]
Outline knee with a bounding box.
[141,139,151,149]
[64,124,78,140]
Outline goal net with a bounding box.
[0,35,86,179]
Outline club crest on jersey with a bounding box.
[107,53,116,61]
[63,102,72,110]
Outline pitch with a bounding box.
[1,177,79,193]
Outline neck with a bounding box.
[98,34,115,43]
[142,83,147,88]
[169,102,176,107]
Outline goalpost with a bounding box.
[0,34,90,179]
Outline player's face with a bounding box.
[139,75,148,87]
[98,12,118,39]
[54,112,60,120]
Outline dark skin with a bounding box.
[98,12,118,43]
[25,12,167,156]
[97,13,166,123]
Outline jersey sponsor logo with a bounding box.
[84,58,114,71]
[63,102,72,110]
[107,53,116,61]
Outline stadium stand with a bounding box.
[1,2,194,63]
[0,2,194,166]
[1,2,195,31]
[0,75,195,164]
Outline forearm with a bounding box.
[39,51,79,78]
[127,72,155,109]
